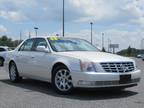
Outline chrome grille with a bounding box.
[100,62,134,73]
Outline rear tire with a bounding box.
[9,62,22,83]
[52,65,73,94]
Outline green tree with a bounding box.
[102,47,106,52]
[127,46,132,56]
[0,35,21,48]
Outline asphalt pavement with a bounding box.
[0,58,144,108]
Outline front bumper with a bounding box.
[71,69,141,88]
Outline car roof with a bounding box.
[29,36,62,38]
[28,36,80,40]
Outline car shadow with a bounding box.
[0,79,138,100]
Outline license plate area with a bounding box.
[119,74,131,84]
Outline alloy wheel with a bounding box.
[55,69,72,92]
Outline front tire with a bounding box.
[52,65,73,94]
[9,62,21,82]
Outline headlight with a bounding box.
[133,61,138,70]
[80,60,96,72]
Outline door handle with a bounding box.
[31,57,35,58]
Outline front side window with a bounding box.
[19,39,34,51]
[48,37,98,52]
[32,38,48,51]
[7,48,12,51]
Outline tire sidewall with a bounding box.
[9,62,20,82]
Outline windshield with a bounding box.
[48,37,98,52]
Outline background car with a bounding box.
[136,54,144,61]
[0,46,11,66]
[4,37,141,94]
[137,54,143,58]
[142,56,144,61]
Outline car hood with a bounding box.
[55,51,134,62]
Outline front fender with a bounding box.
[51,56,81,73]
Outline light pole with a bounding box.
[29,32,31,39]
[90,22,93,44]
[108,38,111,52]
[19,31,22,44]
[102,32,104,50]
[62,0,65,37]
[34,27,38,37]
[141,38,144,49]
[20,31,22,41]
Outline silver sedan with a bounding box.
[4,37,141,94]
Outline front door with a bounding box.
[28,38,52,81]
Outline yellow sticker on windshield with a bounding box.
[49,37,59,40]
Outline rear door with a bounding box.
[15,39,35,76]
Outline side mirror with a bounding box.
[36,46,50,53]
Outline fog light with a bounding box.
[78,80,95,86]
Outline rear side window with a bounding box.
[0,48,6,52]
[19,39,34,51]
